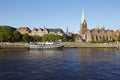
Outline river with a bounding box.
[0,48,120,80]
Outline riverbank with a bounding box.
[0,42,29,49]
[0,42,119,49]
[63,42,118,48]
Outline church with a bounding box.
[80,9,120,42]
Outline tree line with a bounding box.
[1,25,119,43]
[0,26,74,42]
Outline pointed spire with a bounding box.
[66,26,68,33]
[44,25,46,29]
[96,25,99,30]
[80,9,87,34]
[101,24,105,30]
[81,9,86,24]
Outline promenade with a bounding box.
[0,42,29,49]
[0,42,118,49]
[63,42,118,48]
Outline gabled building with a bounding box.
[17,27,65,37]
[47,28,65,36]
[17,27,31,34]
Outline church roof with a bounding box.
[89,28,114,34]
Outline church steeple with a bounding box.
[80,9,87,34]
[81,9,86,24]
[66,26,68,33]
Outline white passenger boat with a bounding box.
[29,42,64,50]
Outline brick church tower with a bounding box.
[80,9,87,34]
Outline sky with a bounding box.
[0,0,120,33]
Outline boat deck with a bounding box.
[29,44,64,50]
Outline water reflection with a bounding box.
[0,48,120,80]
[78,48,120,80]
[29,50,62,58]
[78,48,119,63]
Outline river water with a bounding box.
[0,48,120,80]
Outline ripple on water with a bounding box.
[0,48,120,80]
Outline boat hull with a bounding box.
[29,44,64,50]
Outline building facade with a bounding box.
[17,27,65,36]
[17,27,31,34]
[80,9,120,42]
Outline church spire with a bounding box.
[80,9,87,34]
[66,26,68,33]
[81,9,86,24]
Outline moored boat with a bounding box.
[29,42,64,50]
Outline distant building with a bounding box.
[29,27,44,36]
[80,9,120,42]
[65,27,73,38]
[17,27,65,36]
[17,27,31,34]
[47,28,65,36]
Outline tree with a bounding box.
[42,34,49,41]
[73,34,80,41]
[55,35,64,41]
[13,31,22,42]
[118,35,120,41]
[22,33,31,42]
[0,26,15,42]
[111,38,115,42]
[32,35,42,42]
[42,34,65,42]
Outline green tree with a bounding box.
[73,34,80,41]
[22,33,31,42]
[42,34,49,41]
[111,38,115,42]
[118,35,120,41]
[0,26,15,42]
[42,34,65,42]
[13,31,22,42]
[55,35,64,41]
[62,36,67,42]
[32,35,42,42]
